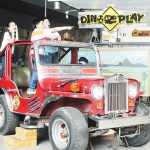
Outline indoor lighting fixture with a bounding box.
[54,1,60,9]
[65,11,69,19]
[47,0,61,10]
[65,10,77,19]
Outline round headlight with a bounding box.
[91,84,104,100]
[128,83,138,99]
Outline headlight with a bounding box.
[128,83,138,99]
[91,84,104,100]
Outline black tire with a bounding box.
[123,124,150,147]
[0,95,20,135]
[122,102,150,147]
[49,107,89,150]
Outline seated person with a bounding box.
[78,57,88,64]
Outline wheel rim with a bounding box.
[51,118,70,149]
[0,104,5,128]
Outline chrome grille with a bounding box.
[105,75,128,114]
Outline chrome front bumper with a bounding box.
[97,115,150,130]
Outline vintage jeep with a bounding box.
[0,40,150,150]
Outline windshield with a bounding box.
[37,45,96,66]
[33,41,100,81]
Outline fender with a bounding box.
[0,88,14,111]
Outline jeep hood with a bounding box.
[39,77,102,93]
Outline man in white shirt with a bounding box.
[27,18,73,94]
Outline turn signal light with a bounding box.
[129,99,135,107]
[96,101,103,109]
[71,83,80,92]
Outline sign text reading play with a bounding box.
[81,13,144,24]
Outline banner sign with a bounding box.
[132,29,150,37]
[78,6,144,32]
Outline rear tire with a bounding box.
[121,102,150,147]
[49,107,89,150]
[122,124,150,147]
[0,95,19,135]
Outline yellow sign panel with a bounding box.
[102,6,119,31]
[78,6,144,32]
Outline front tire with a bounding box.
[121,102,150,147]
[49,107,89,150]
[0,95,19,135]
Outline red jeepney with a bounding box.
[0,40,149,150]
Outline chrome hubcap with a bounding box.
[52,118,70,149]
[0,104,4,128]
